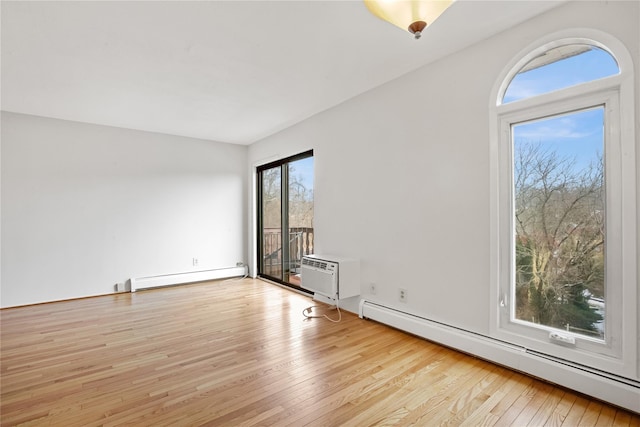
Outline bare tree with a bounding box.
[261,168,281,229]
[514,142,604,335]
[287,166,313,229]
[261,166,313,229]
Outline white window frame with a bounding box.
[489,30,637,379]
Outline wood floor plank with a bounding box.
[283,346,449,426]
[561,395,592,426]
[597,404,619,426]
[510,381,555,425]
[459,370,517,426]
[581,400,605,425]
[612,410,633,427]
[526,386,565,426]
[542,391,576,427]
[1,278,638,426]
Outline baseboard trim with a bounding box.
[131,267,246,292]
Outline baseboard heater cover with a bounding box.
[130,267,245,292]
[359,300,640,413]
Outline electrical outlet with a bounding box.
[370,283,377,295]
[236,261,244,267]
[193,258,199,266]
[399,288,407,303]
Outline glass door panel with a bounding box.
[286,157,314,286]
[261,166,282,281]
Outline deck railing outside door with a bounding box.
[263,227,314,278]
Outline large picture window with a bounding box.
[491,34,636,377]
[512,107,605,340]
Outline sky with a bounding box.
[503,46,618,103]
[289,156,314,194]
[505,45,618,172]
[513,107,604,172]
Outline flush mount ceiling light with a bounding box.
[364,0,453,39]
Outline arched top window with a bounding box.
[490,30,636,380]
[502,43,619,104]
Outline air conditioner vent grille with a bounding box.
[302,258,328,270]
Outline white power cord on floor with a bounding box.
[302,298,341,323]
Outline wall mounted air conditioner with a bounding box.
[301,254,359,299]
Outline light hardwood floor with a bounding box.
[1,278,638,426]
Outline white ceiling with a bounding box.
[1,1,564,145]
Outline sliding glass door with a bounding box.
[257,151,314,288]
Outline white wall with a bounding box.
[249,0,638,368]
[1,112,247,307]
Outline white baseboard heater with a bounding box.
[130,266,246,292]
[359,300,640,413]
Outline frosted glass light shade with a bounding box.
[364,0,453,39]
